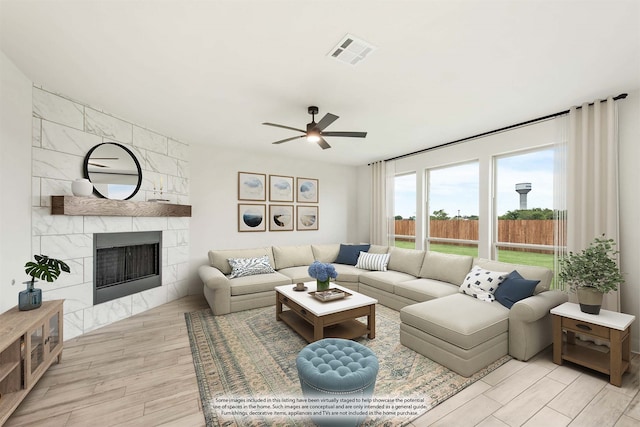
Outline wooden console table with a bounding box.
[0,300,64,424]
[551,302,635,387]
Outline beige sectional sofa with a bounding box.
[198,243,567,377]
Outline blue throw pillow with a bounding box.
[494,270,540,309]
[335,244,370,265]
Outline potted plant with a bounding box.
[558,236,624,314]
[308,261,338,291]
[20,254,70,311]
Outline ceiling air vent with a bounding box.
[328,34,376,66]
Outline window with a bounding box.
[494,148,555,271]
[427,162,479,257]
[394,173,416,249]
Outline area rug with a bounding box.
[185,304,510,427]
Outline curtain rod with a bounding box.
[381,93,628,163]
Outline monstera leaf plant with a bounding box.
[24,254,70,288]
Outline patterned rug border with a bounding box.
[185,305,511,426]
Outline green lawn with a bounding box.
[394,241,554,271]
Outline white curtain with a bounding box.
[567,97,620,311]
[553,115,568,291]
[370,160,395,246]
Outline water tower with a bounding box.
[515,183,532,209]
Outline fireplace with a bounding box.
[94,231,162,305]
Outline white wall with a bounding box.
[0,52,32,314]
[188,143,361,288]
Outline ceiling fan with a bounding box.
[263,106,367,150]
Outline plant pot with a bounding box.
[576,287,603,314]
[316,279,330,291]
[19,281,42,311]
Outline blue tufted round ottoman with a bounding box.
[296,338,379,427]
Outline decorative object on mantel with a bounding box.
[20,255,70,311]
[71,178,93,197]
[558,235,625,314]
[50,196,192,217]
[308,261,337,291]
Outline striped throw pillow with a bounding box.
[227,255,275,278]
[355,251,390,271]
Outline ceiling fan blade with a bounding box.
[272,135,305,145]
[315,113,339,131]
[317,137,331,150]
[262,122,306,133]
[322,131,367,138]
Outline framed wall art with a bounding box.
[238,172,266,201]
[297,205,318,231]
[297,177,318,203]
[269,175,294,202]
[269,204,294,231]
[238,204,266,232]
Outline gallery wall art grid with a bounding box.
[237,172,318,232]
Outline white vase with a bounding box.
[71,178,93,197]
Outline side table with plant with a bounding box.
[20,254,70,311]
[558,235,624,314]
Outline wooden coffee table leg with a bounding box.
[276,294,282,321]
[313,317,323,342]
[368,304,376,339]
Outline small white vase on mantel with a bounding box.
[71,178,93,197]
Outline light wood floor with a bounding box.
[5,296,639,427]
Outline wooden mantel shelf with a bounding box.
[51,196,192,217]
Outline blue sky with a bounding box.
[394,149,554,218]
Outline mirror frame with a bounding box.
[83,142,143,200]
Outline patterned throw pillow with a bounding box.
[227,255,275,278]
[459,266,509,302]
[355,251,390,271]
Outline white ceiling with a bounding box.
[1,0,639,166]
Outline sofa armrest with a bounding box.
[508,290,568,361]
[509,290,568,323]
[198,265,231,315]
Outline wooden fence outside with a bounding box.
[396,219,556,246]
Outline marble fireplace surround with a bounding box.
[31,86,191,340]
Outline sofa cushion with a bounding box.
[209,247,275,275]
[229,272,292,296]
[494,270,540,309]
[400,294,509,350]
[278,266,313,283]
[355,252,390,271]
[311,244,340,263]
[272,245,315,270]
[368,245,389,254]
[473,258,552,294]
[387,247,425,276]
[335,244,370,265]
[332,264,364,283]
[359,270,417,294]
[228,255,276,278]
[459,266,508,302]
[420,251,473,285]
[395,278,460,302]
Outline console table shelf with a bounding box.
[0,300,64,425]
[51,196,192,217]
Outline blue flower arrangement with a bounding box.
[308,261,338,282]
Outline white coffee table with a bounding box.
[275,282,378,342]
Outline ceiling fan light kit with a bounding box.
[263,105,367,150]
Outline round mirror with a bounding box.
[83,142,142,200]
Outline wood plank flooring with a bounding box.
[5,296,639,427]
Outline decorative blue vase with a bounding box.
[19,281,42,311]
